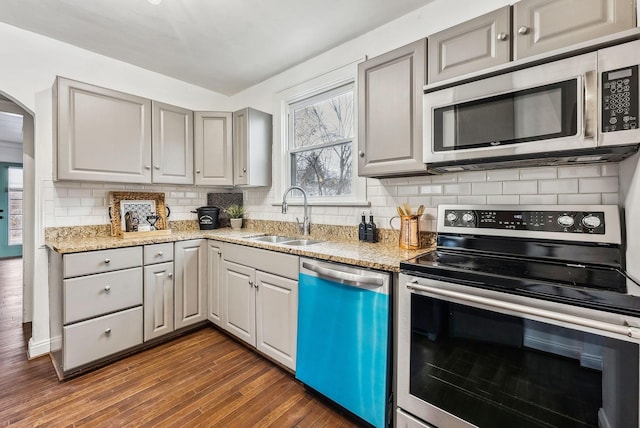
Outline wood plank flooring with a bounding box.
[0,258,362,427]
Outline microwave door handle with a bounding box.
[583,70,597,139]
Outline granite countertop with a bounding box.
[45,227,434,272]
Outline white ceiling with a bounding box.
[0,0,434,95]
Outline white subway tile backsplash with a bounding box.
[487,195,519,204]
[397,186,419,196]
[558,194,601,204]
[520,194,557,205]
[602,193,620,205]
[444,183,471,195]
[601,164,619,177]
[458,195,487,204]
[472,181,502,195]
[502,180,537,195]
[420,185,443,195]
[432,196,458,205]
[457,171,487,183]
[579,176,618,193]
[558,165,600,178]
[67,188,92,198]
[520,167,557,180]
[487,169,520,181]
[431,174,458,184]
[539,179,578,194]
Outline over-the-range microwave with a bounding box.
[424,39,640,173]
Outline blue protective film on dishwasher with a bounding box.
[295,272,389,428]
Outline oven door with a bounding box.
[424,52,597,165]
[396,273,640,428]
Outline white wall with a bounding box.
[0,21,232,358]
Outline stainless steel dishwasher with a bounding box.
[296,257,391,428]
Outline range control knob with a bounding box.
[446,212,458,223]
[557,215,575,228]
[582,215,602,229]
[462,212,475,223]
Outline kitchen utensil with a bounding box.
[389,214,420,250]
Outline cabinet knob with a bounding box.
[168,273,173,279]
[497,32,508,41]
[104,258,111,264]
[158,251,163,256]
[243,168,247,173]
[154,165,160,170]
[217,250,222,256]
[104,285,111,292]
[518,26,530,35]
[105,328,112,335]
[248,280,254,287]
[358,150,365,158]
[196,169,201,174]
[145,165,151,170]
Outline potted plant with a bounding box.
[226,204,246,229]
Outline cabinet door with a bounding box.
[151,101,194,185]
[428,6,511,83]
[514,0,635,59]
[194,112,233,186]
[232,108,272,187]
[55,77,152,183]
[143,262,174,341]
[357,39,427,177]
[255,271,298,370]
[222,260,255,346]
[174,240,207,329]
[207,241,224,327]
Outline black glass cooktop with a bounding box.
[401,249,640,317]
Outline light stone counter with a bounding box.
[45,224,434,272]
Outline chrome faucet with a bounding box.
[281,186,310,236]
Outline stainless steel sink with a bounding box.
[250,235,297,243]
[281,239,322,246]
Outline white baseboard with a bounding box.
[28,337,50,359]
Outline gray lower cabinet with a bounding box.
[357,39,427,177]
[48,246,144,377]
[207,240,224,327]
[174,239,208,328]
[151,101,194,185]
[143,243,175,341]
[428,6,511,83]
[513,0,635,60]
[194,111,234,186]
[54,77,152,183]
[221,243,299,370]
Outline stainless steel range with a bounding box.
[397,205,640,428]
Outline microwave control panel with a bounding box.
[602,65,638,133]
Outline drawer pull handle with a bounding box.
[104,285,111,293]
[105,328,112,335]
[104,258,111,264]
[158,251,163,256]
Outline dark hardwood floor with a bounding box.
[0,257,362,427]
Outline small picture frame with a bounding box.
[109,191,168,237]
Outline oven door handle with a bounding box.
[407,281,640,339]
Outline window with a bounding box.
[8,167,22,246]
[288,83,354,198]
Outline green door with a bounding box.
[0,163,22,258]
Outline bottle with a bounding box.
[366,212,377,243]
[358,212,366,241]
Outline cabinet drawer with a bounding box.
[63,306,143,370]
[63,247,142,278]
[144,243,174,264]
[63,267,143,324]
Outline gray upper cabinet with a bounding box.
[55,77,152,183]
[358,39,427,177]
[428,7,511,83]
[514,0,635,60]
[151,101,194,185]
[194,111,233,186]
[233,108,272,187]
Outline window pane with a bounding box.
[293,91,353,149]
[8,167,23,246]
[292,142,352,196]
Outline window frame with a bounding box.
[273,60,368,208]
